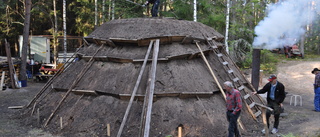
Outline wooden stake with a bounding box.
[178,126,182,137]
[262,108,269,137]
[0,71,5,91]
[60,116,63,129]
[37,108,40,126]
[107,123,111,136]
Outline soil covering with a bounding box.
[19,18,265,136]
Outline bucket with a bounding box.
[21,80,27,87]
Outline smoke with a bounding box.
[253,0,319,49]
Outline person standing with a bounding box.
[252,74,286,134]
[224,81,242,137]
[311,68,320,112]
[143,0,160,17]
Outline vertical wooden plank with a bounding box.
[5,40,17,89]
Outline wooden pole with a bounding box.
[117,40,154,137]
[195,42,226,99]
[44,45,103,127]
[143,39,159,137]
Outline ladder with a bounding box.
[204,37,262,120]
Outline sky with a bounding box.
[252,0,319,49]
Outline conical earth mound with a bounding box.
[21,18,264,137]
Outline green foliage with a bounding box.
[279,133,298,137]
[260,49,280,74]
[170,0,193,20]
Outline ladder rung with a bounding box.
[233,77,239,82]
[249,102,255,108]
[238,85,244,90]
[222,62,228,65]
[244,94,250,99]
[255,110,262,117]
[217,53,223,57]
[211,45,218,49]
[228,69,233,74]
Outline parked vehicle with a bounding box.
[283,45,304,58]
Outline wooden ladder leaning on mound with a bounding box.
[196,37,265,121]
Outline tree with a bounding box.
[20,0,32,84]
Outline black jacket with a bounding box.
[257,81,286,104]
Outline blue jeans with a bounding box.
[315,87,320,111]
[226,111,241,137]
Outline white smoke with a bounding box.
[253,0,319,49]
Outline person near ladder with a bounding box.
[224,81,242,137]
[252,74,286,134]
[311,68,320,112]
[143,0,160,17]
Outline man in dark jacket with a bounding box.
[143,0,160,17]
[253,74,286,134]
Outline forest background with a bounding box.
[0,0,319,70]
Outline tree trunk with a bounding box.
[112,0,115,20]
[63,0,67,63]
[95,0,98,28]
[102,0,106,24]
[20,0,32,82]
[193,0,197,22]
[53,0,58,66]
[225,0,230,54]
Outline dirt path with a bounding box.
[0,60,319,136]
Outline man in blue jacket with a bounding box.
[253,74,286,134]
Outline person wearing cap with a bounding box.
[224,81,242,137]
[252,74,286,134]
[311,68,320,112]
